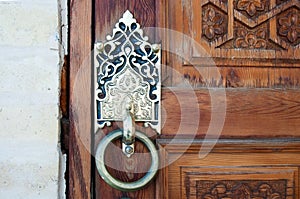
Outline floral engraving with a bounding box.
[100,67,153,121]
[278,10,300,44]
[202,5,227,41]
[235,27,267,48]
[236,0,265,17]
[196,180,286,199]
[94,10,161,132]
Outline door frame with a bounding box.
[69,1,92,198]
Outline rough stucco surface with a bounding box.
[0,0,61,198]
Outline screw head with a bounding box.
[125,146,134,154]
[96,42,104,51]
[152,44,160,53]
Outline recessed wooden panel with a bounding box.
[161,0,300,88]
[159,141,300,199]
[178,0,300,67]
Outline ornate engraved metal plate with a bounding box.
[94,10,161,134]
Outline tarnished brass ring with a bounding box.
[95,130,159,192]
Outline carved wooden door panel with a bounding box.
[69,0,300,198]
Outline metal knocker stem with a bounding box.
[95,130,159,192]
[122,103,136,157]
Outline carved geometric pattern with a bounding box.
[220,21,283,49]
[277,7,300,46]
[234,0,269,19]
[202,3,228,42]
[197,180,286,199]
[185,0,300,66]
[234,23,267,49]
[181,166,297,199]
[201,0,300,49]
[94,10,161,133]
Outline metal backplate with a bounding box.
[94,10,161,134]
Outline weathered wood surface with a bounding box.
[181,67,300,88]
[69,0,92,198]
[162,88,300,138]
[95,0,156,42]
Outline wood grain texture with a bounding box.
[162,88,300,138]
[69,0,92,198]
[95,0,156,42]
[182,67,277,88]
[270,68,300,88]
[220,67,270,88]
[157,140,300,199]
[181,66,300,88]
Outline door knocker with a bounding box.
[94,10,161,191]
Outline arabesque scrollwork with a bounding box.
[94,10,161,133]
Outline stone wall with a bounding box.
[0,0,63,198]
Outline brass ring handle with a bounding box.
[95,130,159,192]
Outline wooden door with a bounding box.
[68,0,300,198]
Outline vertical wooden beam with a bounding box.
[69,0,92,198]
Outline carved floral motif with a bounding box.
[202,5,227,41]
[197,0,300,66]
[278,10,300,45]
[235,27,267,49]
[236,0,265,17]
[197,180,285,199]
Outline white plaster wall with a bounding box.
[0,0,62,198]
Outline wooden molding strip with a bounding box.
[69,0,92,198]
[162,88,300,138]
